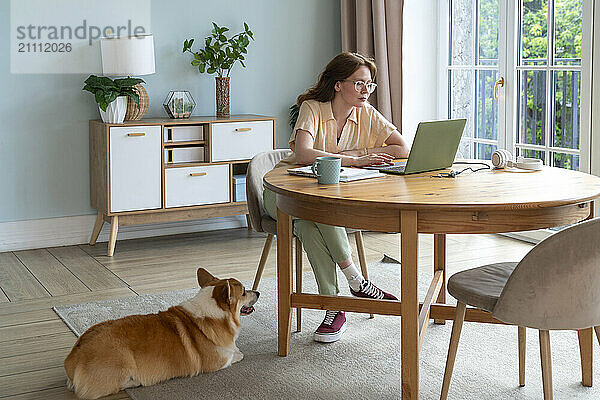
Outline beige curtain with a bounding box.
[341,0,403,128]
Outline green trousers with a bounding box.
[263,188,352,295]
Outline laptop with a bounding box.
[371,119,466,175]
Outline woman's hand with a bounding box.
[351,153,395,167]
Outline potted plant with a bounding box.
[183,22,254,118]
[83,75,144,123]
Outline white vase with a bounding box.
[99,96,127,124]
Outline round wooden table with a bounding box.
[264,164,600,400]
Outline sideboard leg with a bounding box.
[107,216,119,257]
[246,213,252,230]
[89,211,104,246]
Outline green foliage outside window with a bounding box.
[460,0,582,168]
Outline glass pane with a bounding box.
[478,0,499,65]
[552,152,579,170]
[451,0,475,65]
[449,69,474,142]
[521,0,548,65]
[554,0,582,65]
[475,142,497,160]
[475,69,498,140]
[518,70,546,146]
[457,139,473,159]
[517,147,546,162]
[552,71,580,149]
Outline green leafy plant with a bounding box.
[83,75,144,111]
[182,22,254,77]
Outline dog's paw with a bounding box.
[232,350,244,364]
[66,378,74,391]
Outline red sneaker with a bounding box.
[314,310,347,343]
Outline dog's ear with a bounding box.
[197,268,217,288]
[213,280,232,307]
[224,280,231,303]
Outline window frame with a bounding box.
[438,0,595,243]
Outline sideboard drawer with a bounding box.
[165,165,230,208]
[110,125,161,212]
[211,120,274,161]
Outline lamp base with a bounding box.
[125,84,149,120]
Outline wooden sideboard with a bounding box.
[89,115,276,256]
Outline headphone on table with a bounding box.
[491,149,543,171]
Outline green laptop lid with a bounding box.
[403,119,467,174]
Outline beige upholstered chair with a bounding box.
[440,218,600,400]
[246,150,373,330]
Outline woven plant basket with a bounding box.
[216,77,230,118]
[125,84,149,120]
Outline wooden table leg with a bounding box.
[107,216,119,257]
[401,210,419,399]
[89,211,104,246]
[277,206,293,356]
[246,213,252,230]
[434,234,446,325]
[577,328,593,387]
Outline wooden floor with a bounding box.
[0,227,533,399]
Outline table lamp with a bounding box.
[101,34,155,120]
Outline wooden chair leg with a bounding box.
[89,211,104,245]
[353,231,373,319]
[595,326,600,347]
[440,301,467,400]
[245,214,252,230]
[577,328,593,387]
[539,330,553,400]
[252,234,274,291]
[295,237,303,332]
[518,326,526,387]
[107,216,119,257]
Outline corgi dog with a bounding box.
[64,268,259,399]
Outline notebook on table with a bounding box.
[287,166,385,182]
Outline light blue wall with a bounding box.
[0,0,341,223]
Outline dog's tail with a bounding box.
[66,363,127,399]
[64,348,126,399]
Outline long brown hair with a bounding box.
[296,52,377,106]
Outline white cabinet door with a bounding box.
[211,120,273,161]
[110,126,161,212]
[165,165,230,208]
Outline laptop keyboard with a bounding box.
[380,165,407,173]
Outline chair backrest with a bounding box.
[493,217,600,330]
[246,149,293,232]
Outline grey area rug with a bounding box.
[54,256,600,400]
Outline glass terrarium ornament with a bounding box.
[163,91,196,118]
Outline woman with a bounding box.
[264,52,410,343]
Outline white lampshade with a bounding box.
[101,35,155,76]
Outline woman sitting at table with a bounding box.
[264,52,410,343]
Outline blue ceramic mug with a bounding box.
[311,156,342,184]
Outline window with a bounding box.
[441,0,592,172]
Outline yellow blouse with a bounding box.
[282,99,398,165]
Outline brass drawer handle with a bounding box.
[189,172,207,177]
[127,132,146,137]
[235,127,252,132]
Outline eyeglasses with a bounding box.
[341,79,377,94]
